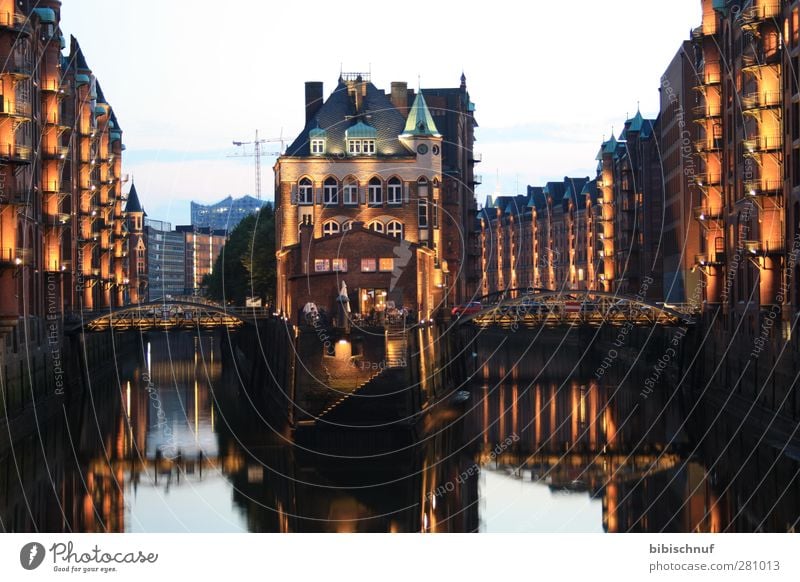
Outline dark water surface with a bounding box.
[1,331,798,532]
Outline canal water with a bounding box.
[1,330,798,532]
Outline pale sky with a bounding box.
[59,0,701,225]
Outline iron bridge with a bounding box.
[66,299,272,333]
[458,289,698,328]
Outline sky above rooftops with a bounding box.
[59,0,700,225]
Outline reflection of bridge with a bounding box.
[459,289,697,328]
[66,300,272,332]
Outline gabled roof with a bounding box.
[285,79,411,157]
[526,186,546,211]
[125,183,145,214]
[402,91,441,137]
[581,179,600,205]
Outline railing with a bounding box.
[696,173,722,187]
[695,138,722,152]
[695,61,721,86]
[472,175,482,185]
[743,135,782,153]
[692,103,722,117]
[742,50,781,70]
[41,78,71,95]
[0,11,28,31]
[693,205,724,221]
[0,54,32,76]
[740,3,782,25]
[469,152,482,164]
[0,247,32,265]
[41,145,69,159]
[743,239,784,255]
[0,99,30,117]
[42,180,62,193]
[0,191,31,206]
[43,212,70,225]
[0,143,32,161]
[744,179,782,196]
[741,91,781,111]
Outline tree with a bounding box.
[203,204,276,305]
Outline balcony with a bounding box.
[693,61,721,89]
[471,175,482,186]
[741,91,781,112]
[0,99,30,119]
[41,145,70,159]
[43,111,71,131]
[42,180,65,194]
[693,205,724,222]
[43,212,71,226]
[694,137,722,153]
[743,239,783,255]
[742,50,781,72]
[0,247,32,266]
[692,103,722,117]
[695,173,722,188]
[469,152,482,164]
[742,135,782,155]
[0,190,31,207]
[41,78,71,96]
[0,11,30,35]
[740,3,781,28]
[0,143,32,163]
[695,252,725,266]
[0,54,32,78]
[744,179,782,197]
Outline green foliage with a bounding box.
[203,204,276,305]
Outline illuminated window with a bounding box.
[361,258,376,272]
[363,139,375,154]
[387,177,402,204]
[298,178,313,205]
[418,177,429,198]
[311,139,325,154]
[332,258,347,272]
[418,199,428,228]
[348,140,362,154]
[314,259,330,272]
[386,220,403,239]
[379,258,394,272]
[343,178,358,205]
[368,177,382,205]
[368,221,384,233]
[323,177,338,205]
[431,202,438,228]
[322,220,340,236]
[342,220,353,231]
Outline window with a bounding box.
[343,178,358,205]
[361,258,376,272]
[342,220,353,231]
[368,177,382,205]
[386,220,403,239]
[322,220,340,236]
[418,199,428,228]
[418,177,429,198]
[387,177,402,204]
[432,202,438,228]
[379,258,394,272]
[363,139,375,154]
[368,221,384,233]
[314,259,330,272]
[323,177,338,205]
[332,258,348,272]
[348,139,376,155]
[311,139,325,154]
[348,140,362,155]
[298,178,313,205]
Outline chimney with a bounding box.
[305,82,323,124]
[391,82,408,117]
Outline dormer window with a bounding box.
[345,121,377,156]
[311,139,325,154]
[309,126,327,155]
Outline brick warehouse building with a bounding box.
[0,0,137,331]
[275,73,478,322]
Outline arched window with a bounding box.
[342,220,353,231]
[323,177,338,205]
[322,220,340,236]
[298,177,313,205]
[386,220,403,239]
[368,221,384,233]
[343,177,358,205]
[368,177,382,205]
[387,177,402,204]
[418,177,429,198]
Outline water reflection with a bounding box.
[1,332,798,532]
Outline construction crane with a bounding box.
[229,130,285,200]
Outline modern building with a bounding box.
[176,225,226,296]
[190,194,266,233]
[145,218,186,300]
[274,72,478,322]
[0,0,133,328]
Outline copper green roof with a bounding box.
[33,8,56,23]
[345,121,377,139]
[308,126,327,139]
[75,74,91,86]
[628,109,644,133]
[402,91,440,137]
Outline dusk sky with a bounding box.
[59,0,700,225]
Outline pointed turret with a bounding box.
[401,91,441,137]
[125,182,145,215]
